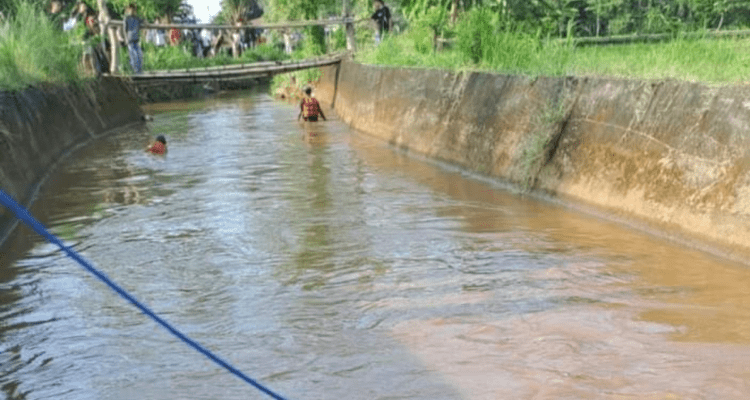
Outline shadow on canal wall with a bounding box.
[317,60,750,262]
[0,77,143,245]
[129,78,267,103]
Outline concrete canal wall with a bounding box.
[0,77,143,245]
[317,60,750,261]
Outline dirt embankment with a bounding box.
[0,77,143,244]
[316,61,750,261]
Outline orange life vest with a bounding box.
[302,97,320,118]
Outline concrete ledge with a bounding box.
[0,77,143,246]
[317,61,750,261]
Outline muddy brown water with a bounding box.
[1,88,750,400]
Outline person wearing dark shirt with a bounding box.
[123,3,143,73]
[147,135,167,155]
[370,0,392,44]
[298,87,326,122]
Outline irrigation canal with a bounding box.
[2,87,750,399]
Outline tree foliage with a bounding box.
[263,0,340,21]
[105,0,185,21]
[385,0,750,37]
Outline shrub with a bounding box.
[455,7,494,64]
[0,1,81,90]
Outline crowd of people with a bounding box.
[121,4,268,73]
[41,0,395,75]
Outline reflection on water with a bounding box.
[1,88,750,399]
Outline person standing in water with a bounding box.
[298,87,326,122]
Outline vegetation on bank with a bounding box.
[124,42,289,72]
[357,23,750,84]
[5,0,750,92]
[0,1,82,90]
[267,0,750,89]
[352,3,750,84]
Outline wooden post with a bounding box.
[343,0,356,52]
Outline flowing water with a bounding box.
[1,88,750,400]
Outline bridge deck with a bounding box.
[111,53,346,84]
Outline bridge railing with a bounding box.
[103,17,358,74]
[126,52,347,86]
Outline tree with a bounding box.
[105,0,185,21]
[218,0,262,23]
[262,0,340,56]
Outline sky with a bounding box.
[187,0,222,23]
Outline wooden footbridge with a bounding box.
[122,53,347,86]
[100,5,359,86]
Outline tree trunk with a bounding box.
[596,14,600,37]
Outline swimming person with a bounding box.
[298,87,326,122]
[147,135,167,154]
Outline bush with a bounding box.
[330,27,347,51]
[408,25,435,55]
[455,7,495,64]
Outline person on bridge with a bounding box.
[123,3,144,74]
[147,135,167,155]
[298,87,326,122]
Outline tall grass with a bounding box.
[568,37,750,83]
[0,1,81,90]
[358,8,750,85]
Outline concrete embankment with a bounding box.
[0,77,143,244]
[317,60,750,261]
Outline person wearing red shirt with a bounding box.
[147,135,167,154]
[170,27,181,45]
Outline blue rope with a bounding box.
[0,189,289,400]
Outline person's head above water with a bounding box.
[156,135,166,145]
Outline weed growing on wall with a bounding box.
[518,99,568,191]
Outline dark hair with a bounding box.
[305,87,312,96]
[156,135,166,144]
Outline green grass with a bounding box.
[131,42,288,72]
[567,38,750,83]
[0,1,82,90]
[358,27,750,85]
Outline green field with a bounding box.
[357,29,750,85]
